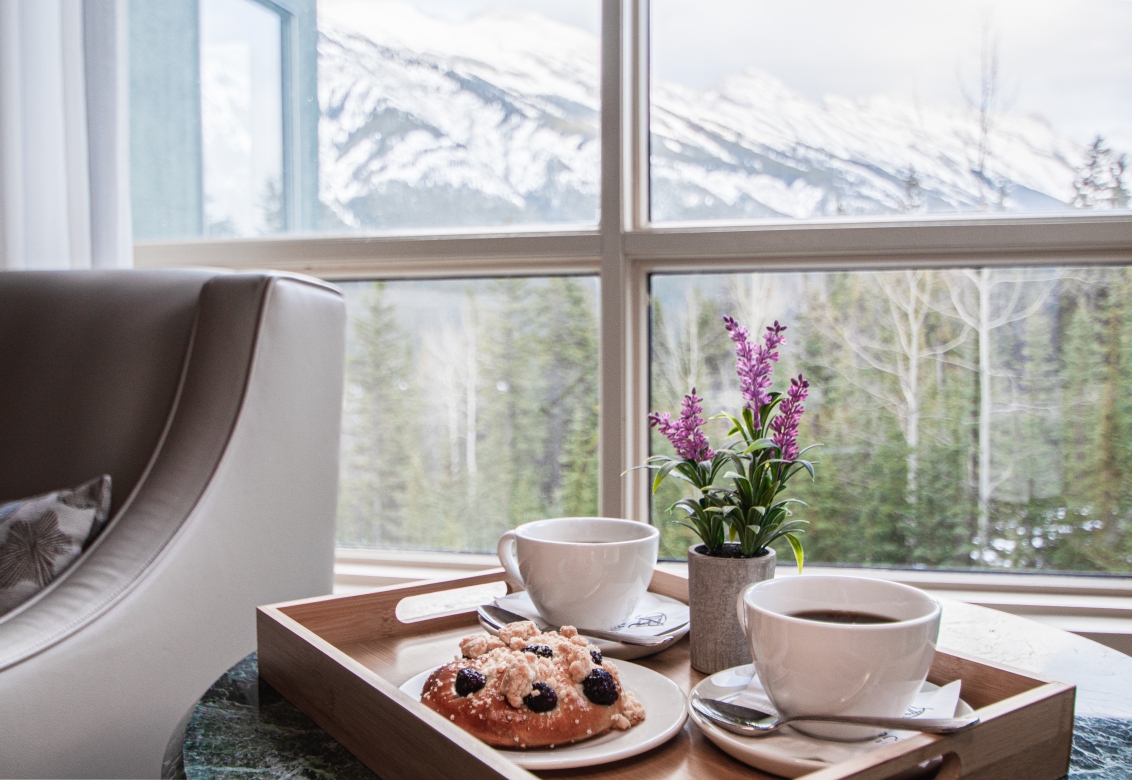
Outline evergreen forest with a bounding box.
[337,266,1132,574]
[336,277,600,553]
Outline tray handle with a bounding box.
[803,674,1074,780]
[276,568,514,643]
[378,568,693,634]
[279,567,691,645]
[805,746,964,780]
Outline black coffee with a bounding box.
[790,609,896,625]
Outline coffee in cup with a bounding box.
[736,575,941,741]
[497,517,659,630]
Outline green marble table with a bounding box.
[178,600,1132,779]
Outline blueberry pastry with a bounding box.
[420,621,646,748]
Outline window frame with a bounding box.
[256,0,320,232]
[135,0,1132,554]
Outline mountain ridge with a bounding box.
[316,5,1110,229]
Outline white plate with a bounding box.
[400,659,688,770]
[481,591,690,661]
[688,666,976,779]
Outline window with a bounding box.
[651,0,1132,221]
[131,0,601,237]
[317,0,601,231]
[338,276,599,552]
[130,0,318,239]
[200,0,284,236]
[132,1,1132,573]
[651,267,1132,572]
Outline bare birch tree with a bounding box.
[654,285,707,409]
[960,13,1006,209]
[424,311,478,480]
[945,268,1055,551]
[464,292,478,480]
[728,273,789,338]
[818,270,967,504]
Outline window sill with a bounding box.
[333,548,1132,657]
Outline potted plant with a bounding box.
[646,317,818,673]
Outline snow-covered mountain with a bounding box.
[316,2,1095,229]
[651,72,1083,220]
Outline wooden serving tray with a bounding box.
[257,569,1075,780]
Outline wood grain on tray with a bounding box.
[257,568,1075,780]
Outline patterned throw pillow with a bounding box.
[0,475,112,616]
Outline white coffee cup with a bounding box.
[736,575,941,741]
[497,517,659,630]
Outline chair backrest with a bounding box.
[0,270,219,513]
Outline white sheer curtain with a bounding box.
[0,0,131,270]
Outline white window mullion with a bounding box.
[621,254,652,522]
[621,0,653,522]
[624,214,1132,269]
[134,230,603,278]
[598,0,627,518]
[627,0,650,232]
[599,0,653,523]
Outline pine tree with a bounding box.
[533,277,600,515]
[1056,278,1108,569]
[902,167,923,213]
[478,278,544,547]
[337,283,414,547]
[1072,136,1130,210]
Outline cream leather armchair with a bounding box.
[0,270,345,779]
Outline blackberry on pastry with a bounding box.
[420,621,646,749]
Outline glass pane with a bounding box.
[651,0,1132,222]
[200,0,284,237]
[650,267,1132,573]
[316,0,600,231]
[337,276,600,552]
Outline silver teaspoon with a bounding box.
[477,604,685,647]
[692,697,980,736]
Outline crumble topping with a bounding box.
[459,633,505,659]
[498,652,537,706]
[456,621,612,711]
[620,690,645,722]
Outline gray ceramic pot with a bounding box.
[687,544,777,674]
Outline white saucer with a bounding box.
[481,591,690,660]
[689,666,976,779]
[400,659,687,770]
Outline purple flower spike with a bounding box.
[724,317,787,424]
[769,374,810,460]
[649,389,715,461]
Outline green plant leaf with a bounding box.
[765,520,808,540]
[713,412,744,438]
[785,533,805,573]
[741,406,759,439]
[742,437,779,455]
[795,443,823,458]
[651,459,679,494]
[793,459,816,480]
[769,497,808,511]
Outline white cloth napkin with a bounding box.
[720,666,962,764]
[495,591,690,637]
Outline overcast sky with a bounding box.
[320,0,1132,153]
